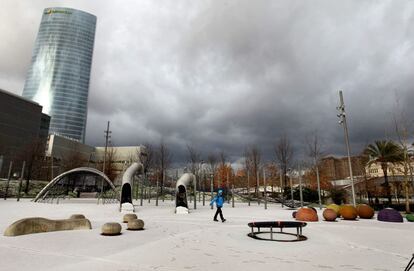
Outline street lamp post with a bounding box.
[337,90,356,206]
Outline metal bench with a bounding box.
[405,254,414,271]
[247,221,307,242]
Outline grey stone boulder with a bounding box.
[123,213,137,223]
[127,219,144,230]
[69,214,86,219]
[101,222,122,236]
[4,217,92,237]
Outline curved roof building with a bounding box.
[22,7,96,143]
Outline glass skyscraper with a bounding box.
[22,7,96,143]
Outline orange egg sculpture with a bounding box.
[323,208,337,221]
[339,204,358,220]
[295,207,318,222]
[356,204,374,219]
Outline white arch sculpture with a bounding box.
[34,167,118,202]
[120,162,143,212]
[175,173,196,214]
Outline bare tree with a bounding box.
[244,145,261,197]
[18,138,47,194]
[207,152,218,189]
[156,139,171,195]
[61,145,87,172]
[306,132,323,208]
[103,147,118,181]
[187,144,201,175]
[394,113,413,213]
[142,143,155,175]
[274,135,294,188]
[207,153,218,175]
[219,151,227,168]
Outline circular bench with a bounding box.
[247,221,307,242]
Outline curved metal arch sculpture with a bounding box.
[175,173,196,213]
[34,167,119,202]
[120,162,143,212]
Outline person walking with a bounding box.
[210,189,226,222]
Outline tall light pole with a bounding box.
[337,90,356,206]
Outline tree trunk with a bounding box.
[404,164,411,213]
[405,182,411,213]
[24,160,33,194]
[381,163,391,205]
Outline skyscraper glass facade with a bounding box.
[22,7,96,143]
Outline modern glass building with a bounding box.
[22,7,96,143]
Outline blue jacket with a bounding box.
[210,193,224,208]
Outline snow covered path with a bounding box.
[0,199,412,270]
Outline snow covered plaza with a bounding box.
[0,200,413,271]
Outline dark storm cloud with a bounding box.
[1,0,414,164]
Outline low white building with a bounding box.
[46,134,146,180]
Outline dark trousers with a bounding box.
[214,207,224,221]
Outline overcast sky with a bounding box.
[1,0,414,164]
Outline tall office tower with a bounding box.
[22,7,96,143]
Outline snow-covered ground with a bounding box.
[0,199,412,270]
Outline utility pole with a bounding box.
[337,90,356,206]
[101,121,111,204]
